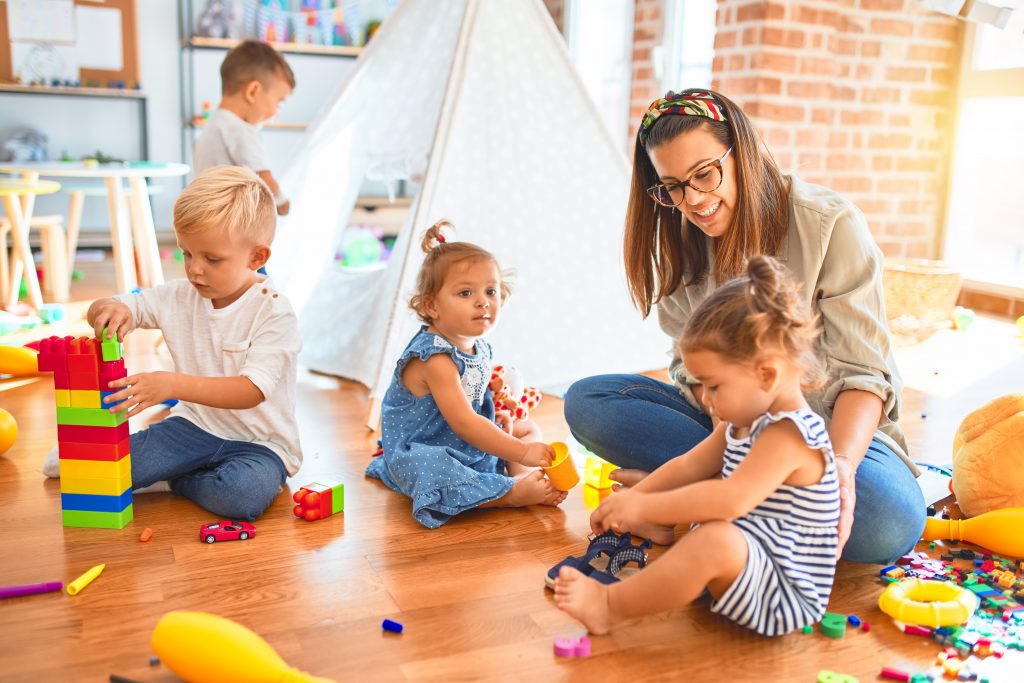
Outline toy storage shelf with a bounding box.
[187,36,363,57]
[0,84,147,99]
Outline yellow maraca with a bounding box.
[152,611,335,683]
[921,507,1024,559]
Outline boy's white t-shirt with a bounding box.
[192,108,271,175]
[115,278,303,475]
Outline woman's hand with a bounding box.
[835,454,857,559]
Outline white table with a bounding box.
[0,162,190,295]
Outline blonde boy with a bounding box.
[79,167,301,520]
[193,40,295,215]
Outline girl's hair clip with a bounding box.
[437,234,446,243]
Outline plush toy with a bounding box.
[489,365,541,422]
[951,394,1024,517]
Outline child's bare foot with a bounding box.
[483,470,567,508]
[505,460,534,477]
[608,468,649,488]
[553,566,617,634]
[624,521,676,546]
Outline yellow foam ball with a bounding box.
[0,408,17,455]
[952,394,1024,517]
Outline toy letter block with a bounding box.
[292,481,344,521]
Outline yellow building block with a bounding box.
[54,390,70,408]
[60,471,133,496]
[69,390,102,409]
[59,454,131,481]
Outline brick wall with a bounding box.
[541,0,566,34]
[712,0,963,259]
[628,0,668,142]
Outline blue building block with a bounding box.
[61,487,133,513]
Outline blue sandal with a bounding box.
[545,531,649,588]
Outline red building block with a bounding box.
[68,372,100,391]
[292,481,344,521]
[67,338,101,374]
[98,359,127,391]
[59,437,131,462]
[37,336,73,388]
[57,422,129,445]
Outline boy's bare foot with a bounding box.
[608,468,649,488]
[483,470,567,508]
[553,566,617,634]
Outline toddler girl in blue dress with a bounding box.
[365,221,566,528]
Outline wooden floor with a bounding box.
[1,256,1022,682]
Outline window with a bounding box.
[659,0,717,92]
[565,0,635,149]
[942,16,1024,293]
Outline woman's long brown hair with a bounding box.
[624,89,790,317]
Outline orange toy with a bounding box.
[920,507,1024,559]
[489,365,541,422]
[0,408,16,455]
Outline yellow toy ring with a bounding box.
[878,578,978,627]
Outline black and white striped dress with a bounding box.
[709,409,840,636]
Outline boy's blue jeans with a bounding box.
[130,417,287,521]
[564,374,926,565]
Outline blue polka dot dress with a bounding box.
[365,327,514,528]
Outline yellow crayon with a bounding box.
[67,563,105,596]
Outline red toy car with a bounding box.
[199,520,256,544]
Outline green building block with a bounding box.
[332,483,344,514]
[101,338,122,362]
[62,504,133,529]
[56,407,127,428]
[817,670,858,683]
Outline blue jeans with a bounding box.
[131,417,287,521]
[564,374,925,565]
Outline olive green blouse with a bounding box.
[657,175,916,475]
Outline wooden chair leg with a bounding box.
[38,222,69,303]
[0,220,10,305]
[65,191,84,273]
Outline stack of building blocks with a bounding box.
[292,480,344,521]
[37,335,133,529]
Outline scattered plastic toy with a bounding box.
[382,618,403,634]
[553,634,590,658]
[199,521,255,543]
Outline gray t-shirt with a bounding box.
[193,108,271,175]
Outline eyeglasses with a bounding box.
[646,147,733,208]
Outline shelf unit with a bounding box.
[187,36,363,57]
[0,84,149,159]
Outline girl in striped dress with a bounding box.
[554,255,840,636]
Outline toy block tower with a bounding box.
[292,480,344,521]
[37,335,133,529]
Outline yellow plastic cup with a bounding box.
[584,455,619,490]
[543,442,580,491]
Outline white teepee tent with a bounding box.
[270,0,669,424]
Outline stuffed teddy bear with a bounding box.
[951,394,1024,517]
[489,365,541,422]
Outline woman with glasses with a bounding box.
[564,89,924,565]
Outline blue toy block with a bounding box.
[61,487,133,513]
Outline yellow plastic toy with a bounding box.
[0,408,16,455]
[584,454,618,489]
[151,611,335,683]
[67,563,105,596]
[920,507,1024,559]
[951,394,1024,517]
[542,442,579,491]
[878,578,978,627]
[0,345,39,376]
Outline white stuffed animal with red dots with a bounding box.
[489,365,541,422]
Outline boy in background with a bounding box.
[194,40,295,216]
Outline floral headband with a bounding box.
[638,90,727,144]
